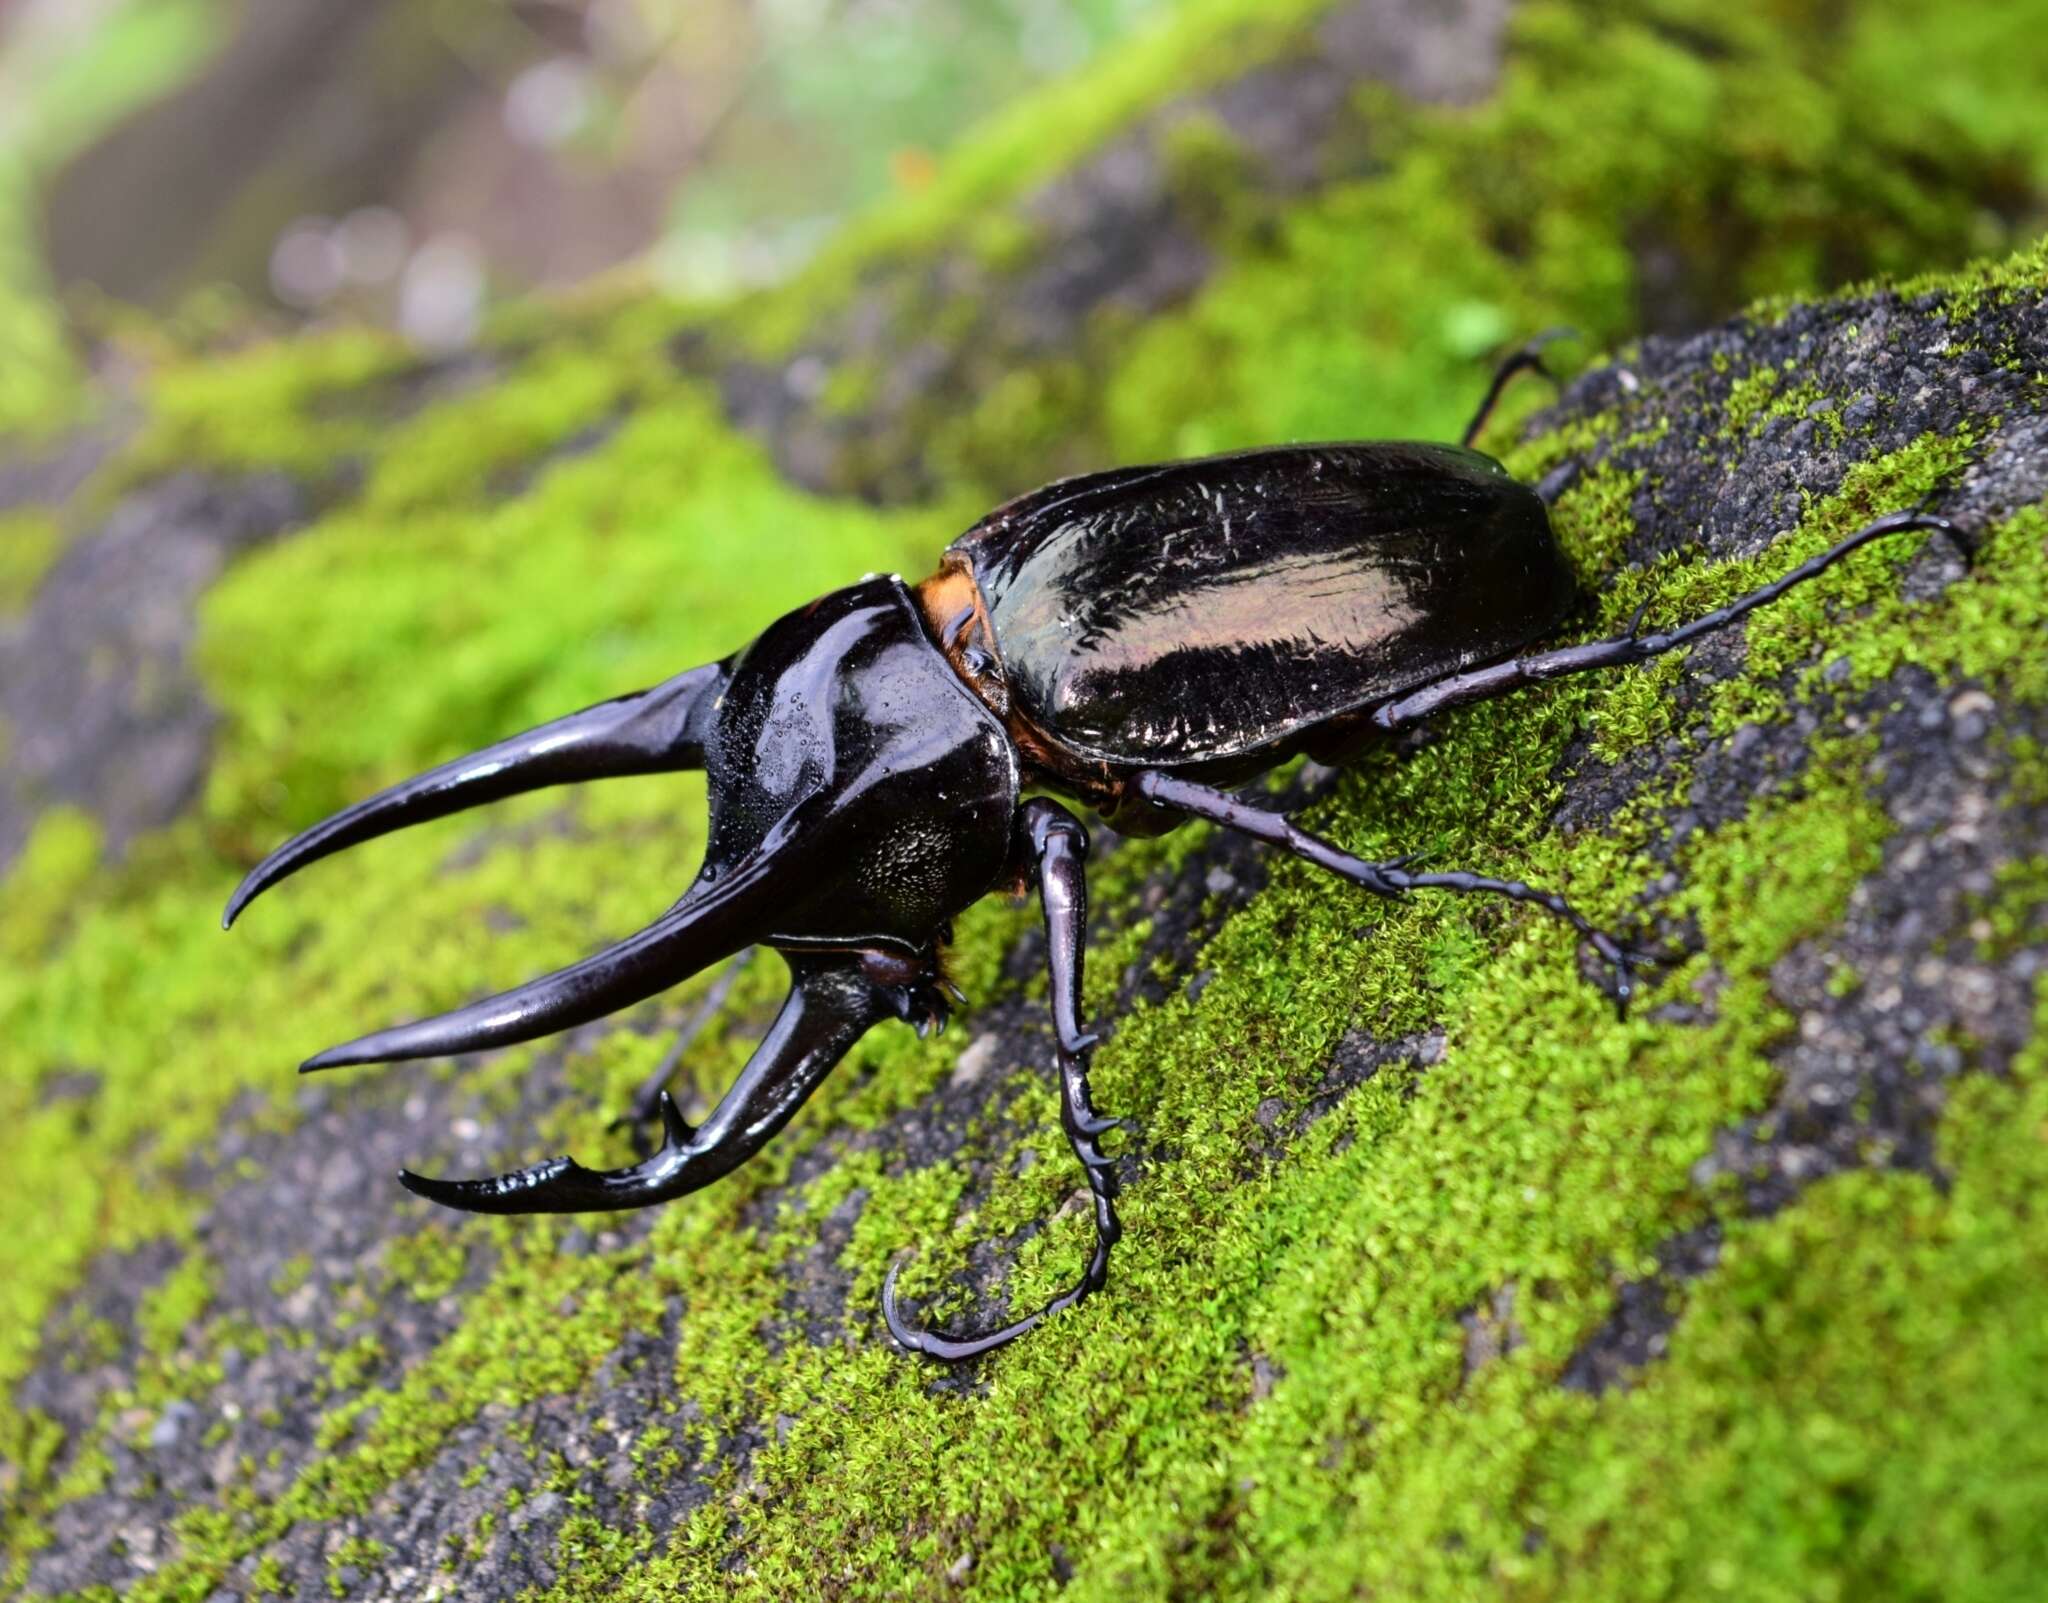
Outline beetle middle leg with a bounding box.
[884,798,1125,1361]
[1135,771,1650,1014]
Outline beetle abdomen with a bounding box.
[944,442,1576,768]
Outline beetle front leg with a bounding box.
[610,946,758,1158]
[1135,772,1655,1016]
[884,799,1125,1361]
[399,951,912,1214]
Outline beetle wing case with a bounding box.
[944,442,1575,769]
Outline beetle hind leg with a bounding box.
[1363,511,1970,738]
[883,800,1126,1362]
[1135,772,1665,1017]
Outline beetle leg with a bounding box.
[609,946,758,1159]
[1459,327,1577,449]
[1135,772,1648,1016]
[1365,510,1971,737]
[399,952,913,1214]
[884,799,1125,1362]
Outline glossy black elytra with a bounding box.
[223,343,1969,1361]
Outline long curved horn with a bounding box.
[397,955,895,1213]
[299,799,823,1071]
[223,661,726,928]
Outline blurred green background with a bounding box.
[0,0,1179,434]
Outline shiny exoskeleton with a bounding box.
[224,344,1968,1361]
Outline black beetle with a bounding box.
[223,344,1966,1360]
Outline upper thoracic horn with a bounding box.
[222,661,727,929]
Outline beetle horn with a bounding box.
[223,661,726,928]
[297,798,822,1072]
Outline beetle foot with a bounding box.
[1590,935,1637,1021]
[881,1245,1109,1363]
[904,980,954,1039]
[1583,932,1683,1021]
[884,1074,1125,1363]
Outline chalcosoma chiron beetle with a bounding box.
[222,340,1969,1360]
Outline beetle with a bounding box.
[222,341,1967,1361]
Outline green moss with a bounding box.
[0,508,67,615]
[1969,858,2048,964]
[1716,363,1836,446]
[326,1534,388,1596]
[864,0,2048,502]
[0,807,102,963]
[1530,982,2048,1603]
[1158,111,1262,243]
[267,1255,311,1299]
[135,1250,217,1357]
[380,1226,470,1304]
[1720,364,1784,436]
[727,0,1341,352]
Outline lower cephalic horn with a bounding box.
[398,955,897,1213]
[222,660,726,929]
[298,800,827,1072]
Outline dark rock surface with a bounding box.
[0,471,306,873]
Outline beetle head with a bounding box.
[225,577,1018,1069]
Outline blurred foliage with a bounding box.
[648,0,1180,293]
[0,0,223,435]
[0,0,1184,432]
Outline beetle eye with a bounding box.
[963,646,993,675]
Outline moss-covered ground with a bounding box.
[3,2,2047,1598]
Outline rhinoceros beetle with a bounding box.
[223,342,1967,1361]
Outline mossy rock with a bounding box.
[3,3,2048,1599]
